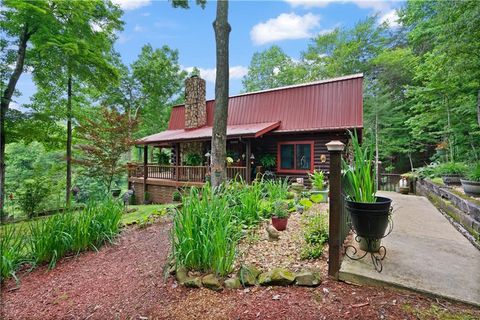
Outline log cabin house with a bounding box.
[128,73,363,203]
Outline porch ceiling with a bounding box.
[136,121,280,145]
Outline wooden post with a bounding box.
[175,143,180,181]
[326,140,345,280]
[143,145,148,202]
[246,139,251,184]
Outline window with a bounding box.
[277,141,314,173]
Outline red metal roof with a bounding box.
[139,121,280,145]
[139,74,363,144]
[168,74,363,132]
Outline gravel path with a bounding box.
[1,219,478,319]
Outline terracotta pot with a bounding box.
[271,216,288,231]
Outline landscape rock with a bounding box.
[202,274,223,291]
[295,270,321,287]
[238,265,261,286]
[183,276,202,288]
[258,268,295,286]
[175,266,188,284]
[224,277,242,290]
[266,225,280,241]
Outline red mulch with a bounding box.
[1,221,478,320]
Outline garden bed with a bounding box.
[235,204,328,274]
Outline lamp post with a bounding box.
[326,140,345,279]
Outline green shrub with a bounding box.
[183,152,202,166]
[17,178,50,218]
[235,181,263,227]
[467,163,480,182]
[273,200,289,218]
[310,193,324,203]
[301,213,329,260]
[172,191,182,202]
[435,162,467,176]
[172,185,239,276]
[414,163,439,179]
[299,198,313,210]
[259,199,273,218]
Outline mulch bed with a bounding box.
[235,204,328,273]
[1,218,479,320]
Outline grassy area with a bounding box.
[403,303,478,320]
[121,204,174,226]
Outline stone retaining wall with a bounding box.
[416,179,480,247]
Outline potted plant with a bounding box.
[309,170,328,202]
[271,200,289,231]
[460,163,480,196]
[343,132,392,252]
[436,162,467,185]
[172,190,182,202]
[260,154,276,173]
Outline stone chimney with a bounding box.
[184,75,207,129]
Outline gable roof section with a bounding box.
[168,74,363,133]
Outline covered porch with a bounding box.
[128,121,281,203]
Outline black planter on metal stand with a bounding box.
[344,196,393,272]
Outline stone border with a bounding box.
[416,179,480,249]
[172,264,322,291]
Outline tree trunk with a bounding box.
[66,75,73,206]
[0,25,31,222]
[477,89,480,128]
[210,0,231,188]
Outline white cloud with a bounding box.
[111,0,151,10]
[133,24,145,32]
[118,33,131,44]
[250,12,320,45]
[285,0,391,12]
[183,66,249,83]
[379,9,400,27]
[141,12,151,16]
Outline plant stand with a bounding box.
[344,217,393,273]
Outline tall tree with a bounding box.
[242,45,306,92]
[0,0,53,220]
[31,0,123,205]
[172,0,230,187]
[102,45,187,140]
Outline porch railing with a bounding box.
[127,163,247,183]
[378,173,401,192]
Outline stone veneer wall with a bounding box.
[417,179,480,248]
[184,76,207,129]
[180,141,204,164]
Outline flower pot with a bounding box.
[111,189,121,197]
[442,174,462,185]
[346,196,392,239]
[460,179,480,196]
[271,216,288,231]
[358,237,382,252]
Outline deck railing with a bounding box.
[127,163,247,183]
[378,173,401,192]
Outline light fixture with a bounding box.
[250,153,255,160]
[205,152,211,158]
[326,140,345,152]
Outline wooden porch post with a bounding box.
[143,145,148,202]
[246,139,252,184]
[175,143,180,181]
[326,140,345,280]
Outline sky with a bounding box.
[12,0,403,108]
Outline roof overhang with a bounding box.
[136,121,281,145]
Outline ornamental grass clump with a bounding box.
[0,224,26,282]
[172,185,240,276]
[342,131,376,203]
[262,177,289,200]
[27,199,122,269]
